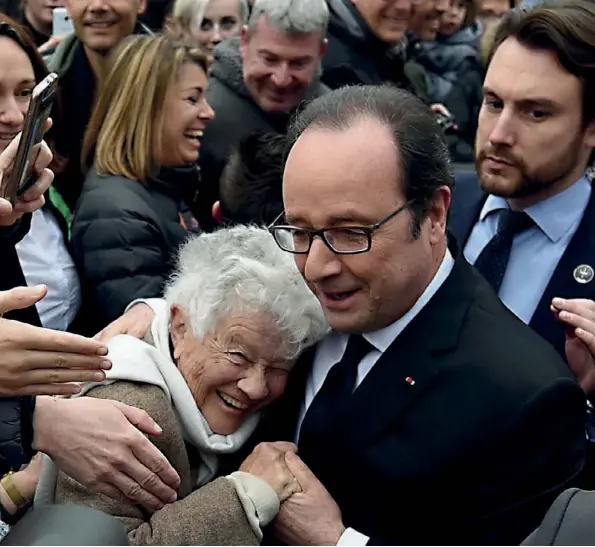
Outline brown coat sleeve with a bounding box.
[55,381,259,546]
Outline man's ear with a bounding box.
[584,120,595,150]
[170,305,188,360]
[319,38,328,58]
[212,200,223,224]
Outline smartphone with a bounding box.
[52,7,73,37]
[1,73,58,204]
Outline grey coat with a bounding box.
[523,488,595,545]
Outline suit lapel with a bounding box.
[336,246,477,450]
[530,188,595,355]
[448,170,486,246]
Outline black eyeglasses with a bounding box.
[268,200,414,255]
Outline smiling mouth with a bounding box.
[86,21,115,28]
[184,130,204,142]
[217,391,249,411]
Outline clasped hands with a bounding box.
[240,442,346,545]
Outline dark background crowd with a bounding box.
[0,0,594,544]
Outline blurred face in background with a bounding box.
[194,0,243,51]
[352,0,410,45]
[439,0,467,36]
[157,62,215,166]
[475,37,595,209]
[22,0,64,35]
[476,0,508,29]
[240,14,326,114]
[66,0,145,54]
[410,0,449,40]
[0,37,34,153]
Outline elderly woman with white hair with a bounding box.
[166,0,249,51]
[35,225,328,545]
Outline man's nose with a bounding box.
[488,110,516,148]
[303,237,343,285]
[270,65,292,88]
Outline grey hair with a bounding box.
[171,0,249,33]
[247,0,329,36]
[164,225,329,360]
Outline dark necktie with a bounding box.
[473,209,533,294]
[298,334,373,456]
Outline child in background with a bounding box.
[422,0,482,105]
[414,0,484,162]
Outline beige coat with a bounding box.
[55,381,259,546]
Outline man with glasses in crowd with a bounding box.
[110,85,587,546]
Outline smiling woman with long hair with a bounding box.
[71,34,215,331]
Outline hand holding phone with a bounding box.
[0,119,54,227]
[0,73,58,206]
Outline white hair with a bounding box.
[247,0,329,36]
[171,0,249,33]
[164,225,329,359]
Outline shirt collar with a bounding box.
[478,174,592,243]
[362,247,455,353]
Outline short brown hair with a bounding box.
[82,34,210,182]
[489,0,595,127]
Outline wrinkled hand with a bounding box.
[0,120,54,227]
[240,442,301,502]
[33,396,181,511]
[94,303,155,343]
[273,452,345,546]
[553,297,595,398]
[0,285,112,396]
[38,35,66,54]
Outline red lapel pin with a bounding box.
[405,377,416,386]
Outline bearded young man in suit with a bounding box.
[449,0,595,360]
[111,84,587,546]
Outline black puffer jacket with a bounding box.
[322,0,430,102]
[0,218,38,474]
[71,165,201,330]
[195,37,328,231]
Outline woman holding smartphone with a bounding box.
[0,16,83,334]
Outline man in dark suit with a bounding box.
[98,83,590,543]
[448,0,595,360]
[236,85,587,546]
[104,84,587,544]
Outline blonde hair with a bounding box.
[82,35,210,182]
[165,0,249,42]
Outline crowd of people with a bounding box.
[0,0,595,544]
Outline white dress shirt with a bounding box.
[15,208,81,330]
[295,248,455,546]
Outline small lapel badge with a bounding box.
[573,264,595,284]
[405,377,416,386]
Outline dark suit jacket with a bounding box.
[448,171,595,359]
[244,250,587,545]
[523,488,595,545]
